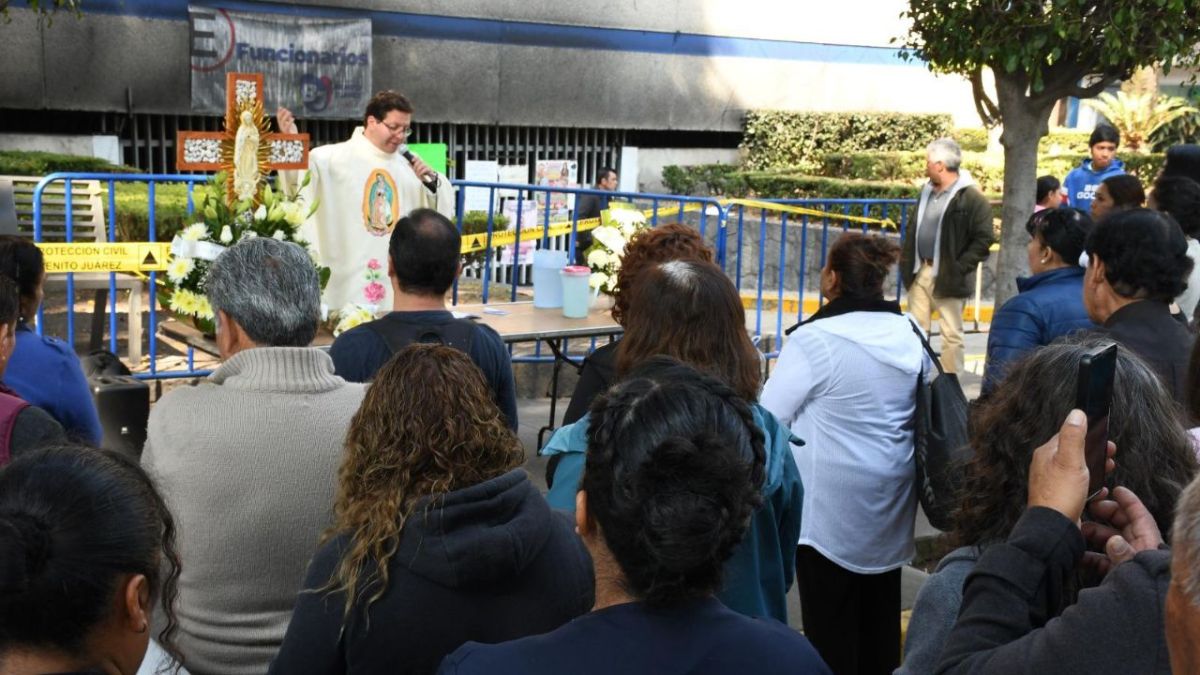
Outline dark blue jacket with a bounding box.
[982,267,1094,395]
[4,322,101,445]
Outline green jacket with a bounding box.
[900,182,995,299]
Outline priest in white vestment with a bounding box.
[278,91,455,314]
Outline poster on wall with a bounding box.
[500,199,539,266]
[188,5,372,118]
[463,160,500,213]
[535,160,577,220]
[498,164,530,198]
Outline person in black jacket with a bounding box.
[442,359,829,675]
[1083,208,1195,407]
[936,409,1172,675]
[270,344,593,675]
[572,167,618,265]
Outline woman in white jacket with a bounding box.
[761,232,930,675]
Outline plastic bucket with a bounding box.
[560,265,592,318]
[532,249,569,308]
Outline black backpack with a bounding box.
[366,315,477,356]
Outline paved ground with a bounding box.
[513,329,990,631]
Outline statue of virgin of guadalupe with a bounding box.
[233,110,261,202]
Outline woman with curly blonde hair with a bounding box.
[270,344,593,675]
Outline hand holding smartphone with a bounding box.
[1076,344,1117,499]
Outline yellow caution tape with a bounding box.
[460,203,703,254]
[721,198,897,230]
[37,242,171,274]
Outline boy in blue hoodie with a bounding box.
[1063,124,1125,213]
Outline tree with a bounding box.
[898,0,1200,306]
[1084,91,1198,153]
[0,0,81,22]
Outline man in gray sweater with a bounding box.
[143,238,366,675]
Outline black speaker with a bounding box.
[89,375,149,460]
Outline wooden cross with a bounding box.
[175,72,309,174]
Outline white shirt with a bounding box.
[760,310,931,573]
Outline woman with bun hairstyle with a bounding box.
[981,208,1095,395]
[761,231,931,675]
[542,259,803,625]
[0,445,182,674]
[442,359,830,675]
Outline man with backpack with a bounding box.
[330,208,518,429]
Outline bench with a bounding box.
[1,176,144,364]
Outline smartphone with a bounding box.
[1076,344,1117,499]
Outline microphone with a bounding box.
[399,144,439,194]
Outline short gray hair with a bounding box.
[927,138,963,172]
[1173,473,1200,607]
[205,237,320,347]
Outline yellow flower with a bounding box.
[195,295,215,321]
[168,288,199,316]
[333,304,376,336]
[166,257,195,284]
[181,223,209,241]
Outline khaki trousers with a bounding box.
[907,263,965,374]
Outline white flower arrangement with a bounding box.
[583,206,649,294]
[161,171,327,335]
[332,303,376,336]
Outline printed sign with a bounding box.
[38,243,172,274]
[188,5,372,118]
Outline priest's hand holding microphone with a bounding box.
[275,107,438,193]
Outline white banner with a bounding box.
[188,5,372,118]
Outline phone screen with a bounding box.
[1076,344,1117,499]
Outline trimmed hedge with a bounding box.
[741,111,952,171]
[0,150,140,176]
[107,183,194,243]
[661,164,919,201]
[949,128,1094,155]
[817,151,1164,195]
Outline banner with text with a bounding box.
[188,5,372,118]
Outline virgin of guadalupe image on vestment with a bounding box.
[362,169,400,236]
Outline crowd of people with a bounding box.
[3,108,1200,675]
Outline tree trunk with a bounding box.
[994,75,1056,308]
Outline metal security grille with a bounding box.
[0,110,627,186]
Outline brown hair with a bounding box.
[364,90,413,126]
[826,232,900,300]
[611,224,715,325]
[322,344,524,621]
[616,260,761,400]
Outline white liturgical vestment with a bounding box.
[283,128,454,313]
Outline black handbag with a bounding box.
[909,321,971,532]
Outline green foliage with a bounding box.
[661,164,918,200]
[1152,91,1200,151]
[460,210,510,266]
[1,0,81,22]
[816,151,1163,194]
[954,128,989,152]
[898,1,1200,98]
[952,128,1091,154]
[1084,91,1199,152]
[740,111,952,171]
[105,183,195,243]
[0,150,139,176]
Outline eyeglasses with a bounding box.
[380,121,413,138]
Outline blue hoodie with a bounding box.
[541,404,803,624]
[1063,157,1126,214]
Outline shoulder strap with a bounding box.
[0,390,30,466]
[367,316,477,356]
[909,319,946,378]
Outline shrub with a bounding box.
[816,151,1163,194]
[740,111,952,171]
[0,151,140,176]
[954,128,989,152]
[108,182,195,243]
